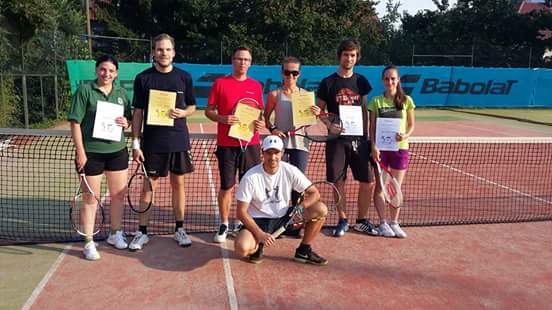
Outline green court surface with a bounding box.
[444,108,552,125]
[0,243,68,310]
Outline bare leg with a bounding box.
[218,188,233,223]
[105,170,127,231]
[138,176,159,226]
[302,202,328,244]
[170,173,186,221]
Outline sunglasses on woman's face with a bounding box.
[283,70,300,77]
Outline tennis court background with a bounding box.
[1,110,552,309]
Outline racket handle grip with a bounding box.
[271,226,286,239]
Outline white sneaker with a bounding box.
[129,231,149,251]
[83,241,100,261]
[213,224,228,243]
[107,230,128,249]
[389,223,407,238]
[175,228,192,247]
[378,222,396,238]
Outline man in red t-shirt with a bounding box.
[205,46,265,243]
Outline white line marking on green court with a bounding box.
[200,123,238,310]
[21,244,72,310]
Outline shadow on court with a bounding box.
[15,221,551,309]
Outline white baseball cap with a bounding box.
[262,135,284,152]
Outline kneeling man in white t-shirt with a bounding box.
[234,135,328,265]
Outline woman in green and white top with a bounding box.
[368,65,416,238]
[68,55,132,260]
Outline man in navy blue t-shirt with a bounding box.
[317,38,378,238]
[129,33,196,251]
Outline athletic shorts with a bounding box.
[144,151,194,177]
[239,215,289,234]
[282,149,309,174]
[325,139,374,183]
[83,148,128,176]
[215,145,261,190]
[380,149,409,170]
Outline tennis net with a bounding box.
[1,129,551,244]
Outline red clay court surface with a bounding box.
[24,222,552,309]
[3,110,552,309]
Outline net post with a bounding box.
[54,75,59,117]
[22,74,29,128]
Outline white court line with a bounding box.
[200,123,239,310]
[21,244,72,310]
[413,153,552,205]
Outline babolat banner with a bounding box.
[67,60,552,108]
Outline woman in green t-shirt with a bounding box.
[68,55,132,260]
[368,65,416,239]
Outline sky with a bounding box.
[375,0,458,17]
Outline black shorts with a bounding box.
[325,139,374,183]
[144,151,194,177]
[83,148,129,176]
[240,216,287,234]
[215,145,261,190]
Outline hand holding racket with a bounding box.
[127,163,154,213]
[288,113,343,142]
[69,171,104,236]
[375,160,403,208]
[258,181,341,250]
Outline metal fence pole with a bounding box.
[54,75,59,117]
[411,45,415,66]
[22,75,29,128]
[471,45,475,67]
[528,47,533,68]
[40,77,45,121]
[0,75,4,110]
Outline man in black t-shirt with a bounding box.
[129,33,196,251]
[317,38,378,238]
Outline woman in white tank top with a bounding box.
[264,56,320,174]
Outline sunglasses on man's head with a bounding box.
[283,70,300,77]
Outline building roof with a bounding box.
[517,1,552,14]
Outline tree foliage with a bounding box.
[95,0,381,65]
[0,0,88,127]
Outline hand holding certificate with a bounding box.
[291,91,317,127]
[228,99,262,142]
[146,89,176,126]
[375,118,401,151]
[92,100,124,141]
[338,105,363,136]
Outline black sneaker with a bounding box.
[353,219,379,236]
[294,249,328,266]
[248,245,264,264]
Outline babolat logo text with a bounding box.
[400,75,518,95]
[421,79,517,95]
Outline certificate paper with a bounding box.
[229,103,262,142]
[146,89,176,126]
[375,118,401,151]
[338,105,363,136]
[291,91,317,127]
[92,100,123,141]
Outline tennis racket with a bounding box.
[69,171,104,236]
[288,113,343,142]
[375,160,403,208]
[127,163,154,213]
[264,181,341,243]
